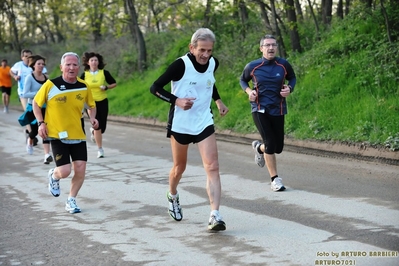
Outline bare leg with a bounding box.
[2,93,7,107]
[264,153,278,177]
[70,160,86,197]
[169,136,188,195]
[43,143,51,155]
[4,93,9,107]
[259,144,278,177]
[53,164,72,180]
[20,97,28,110]
[197,133,221,211]
[20,97,32,133]
[94,129,103,149]
[27,137,33,146]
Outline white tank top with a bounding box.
[171,55,216,135]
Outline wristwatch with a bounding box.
[38,121,45,126]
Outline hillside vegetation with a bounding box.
[7,4,399,151]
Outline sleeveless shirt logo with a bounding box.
[206,79,212,89]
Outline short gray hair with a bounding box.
[260,34,276,46]
[61,52,80,65]
[190,28,216,47]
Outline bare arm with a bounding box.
[87,108,99,129]
[32,100,47,139]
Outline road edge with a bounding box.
[108,115,399,165]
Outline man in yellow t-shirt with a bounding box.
[0,59,12,113]
[33,52,98,214]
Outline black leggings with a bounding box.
[28,107,50,144]
[252,112,285,154]
[94,98,109,134]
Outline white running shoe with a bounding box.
[48,169,60,197]
[90,127,96,143]
[208,212,226,231]
[271,177,286,192]
[26,139,33,155]
[65,198,81,214]
[252,140,265,167]
[167,192,182,221]
[97,148,104,158]
[44,154,53,164]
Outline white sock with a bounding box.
[211,210,220,217]
[50,170,58,180]
[169,192,178,199]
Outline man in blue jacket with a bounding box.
[239,34,296,192]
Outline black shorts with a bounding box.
[50,140,87,167]
[169,125,215,145]
[1,87,11,96]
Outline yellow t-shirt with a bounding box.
[34,76,95,140]
[84,69,107,101]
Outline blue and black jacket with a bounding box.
[239,57,296,116]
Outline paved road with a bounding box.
[0,109,398,266]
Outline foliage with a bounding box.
[286,4,399,147]
[3,1,398,149]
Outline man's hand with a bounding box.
[215,99,229,117]
[91,118,99,129]
[280,85,291,98]
[176,97,196,110]
[38,124,48,139]
[249,90,257,101]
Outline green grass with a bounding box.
[7,4,399,151]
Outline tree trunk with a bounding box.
[2,0,21,51]
[124,0,147,72]
[204,0,212,28]
[270,0,286,58]
[148,0,160,33]
[361,0,373,8]
[322,0,333,25]
[253,0,272,32]
[285,0,302,53]
[294,0,303,21]
[238,0,249,38]
[345,0,351,16]
[307,0,320,40]
[380,0,393,42]
[337,0,344,19]
[92,14,103,45]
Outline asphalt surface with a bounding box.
[0,108,398,266]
